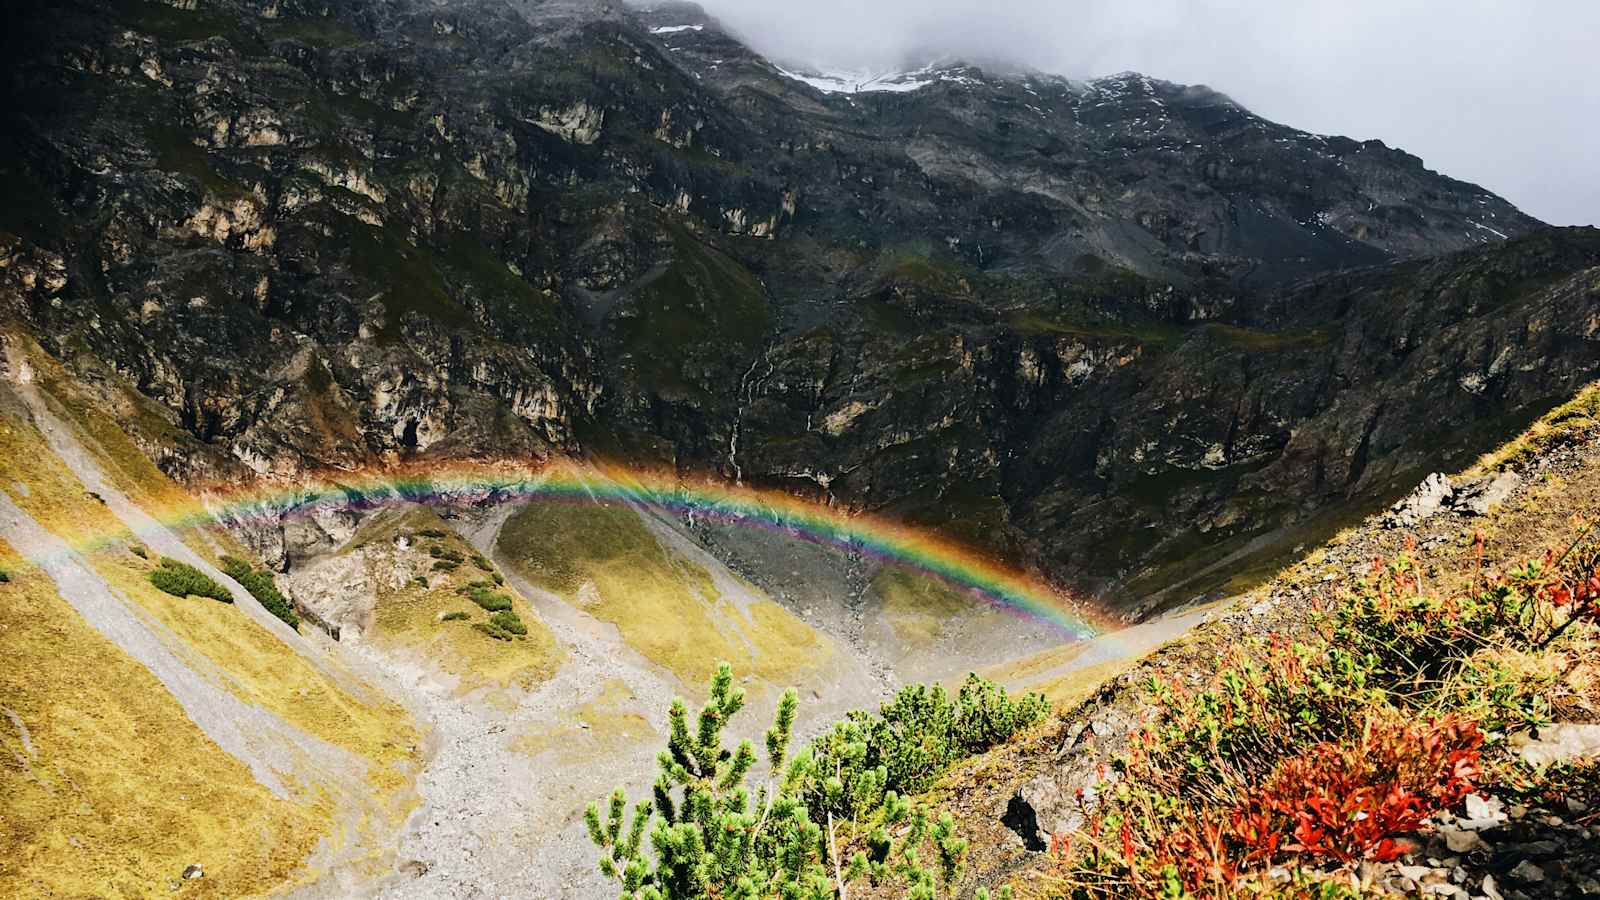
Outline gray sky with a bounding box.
[695,0,1599,226]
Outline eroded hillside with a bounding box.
[3,0,1594,615]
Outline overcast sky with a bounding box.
[694,0,1599,226]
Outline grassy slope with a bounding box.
[349,507,565,693]
[497,496,829,686]
[0,541,327,898]
[871,565,979,648]
[0,405,420,894]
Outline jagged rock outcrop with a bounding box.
[2,0,1595,612]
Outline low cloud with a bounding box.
[693,0,1599,226]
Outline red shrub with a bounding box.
[1230,716,1483,863]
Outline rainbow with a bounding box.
[124,460,1108,638]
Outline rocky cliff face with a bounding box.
[3,0,1595,614]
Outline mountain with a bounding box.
[3,1,1600,893]
[4,0,1591,617]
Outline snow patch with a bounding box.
[776,64,938,94]
[1471,221,1509,240]
[650,24,703,34]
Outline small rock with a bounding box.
[182,864,203,880]
[1442,828,1486,853]
[1482,874,1504,900]
[1564,797,1589,815]
[1509,723,1600,767]
[1452,471,1520,516]
[1507,861,1545,884]
[1514,839,1561,859]
[1399,864,1433,881]
[1388,473,1454,527]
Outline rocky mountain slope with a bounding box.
[4,0,1591,615]
[928,382,1600,899]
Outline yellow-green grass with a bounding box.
[0,540,327,898]
[971,642,1135,710]
[512,678,654,763]
[0,412,419,800]
[872,565,974,647]
[499,499,829,686]
[353,508,564,692]
[1472,380,1600,474]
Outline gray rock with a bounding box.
[1443,828,1487,853]
[1388,473,1455,527]
[1452,471,1521,516]
[1510,723,1600,767]
[1004,775,1068,851]
[1507,861,1545,884]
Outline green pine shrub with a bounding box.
[0,568,10,584]
[807,674,1050,821]
[440,611,470,622]
[416,528,448,539]
[472,554,494,572]
[462,581,514,612]
[583,662,1020,900]
[220,555,300,630]
[489,610,528,636]
[429,545,465,564]
[149,558,232,603]
[432,560,460,572]
[473,622,514,641]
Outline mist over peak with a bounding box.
[664,0,1597,227]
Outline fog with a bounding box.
[692,0,1599,226]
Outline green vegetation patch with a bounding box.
[582,663,1036,898]
[148,558,232,604]
[348,225,473,343]
[145,121,250,198]
[1204,323,1335,351]
[872,566,977,647]
[612,227,771,394]
[220,555,299,630]
[1006,310,1182,345]
[499,498,827,684]
[461,581,515,613]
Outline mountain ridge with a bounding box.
[0,0,1589,617]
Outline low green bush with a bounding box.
[0,568,10,584]
[220,555,299,630]
[472,554,494,572]
[440,611,470,622]
[807,674,1050,822]
[489,610,528,636]
[130,544,149,559]
[149,558,232,603]
[417,528,448,539]
[473,622,512,641]
[432,560,460,572]
[429,545,465,564]
[461,581,514,612]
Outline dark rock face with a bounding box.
[3,0,1596,613]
